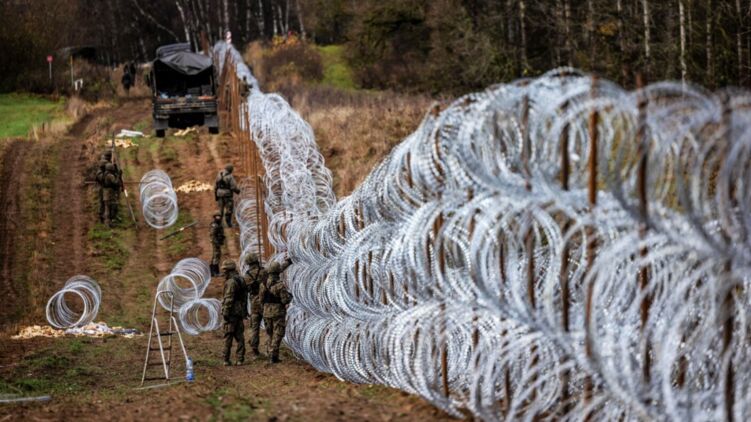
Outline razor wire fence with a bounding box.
[214,40,751,421]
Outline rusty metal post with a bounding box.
[635,74,653,384]
[583,76,600,418]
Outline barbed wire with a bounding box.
[46,275,101,329]
[215,41,751,420]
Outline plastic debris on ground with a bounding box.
[11,322,142,339]
[175,180,212,193]
[174,127,198,137]
[115,129,145,138]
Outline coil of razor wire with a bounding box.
[46,275,101,329]
[156,258,220,335]
[177,298,222,336]
[156,258,211,310]
[216,38,751,421]
[139,169,178,229]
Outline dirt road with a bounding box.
[0,99,451,421]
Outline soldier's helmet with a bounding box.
[225,164,234,173]
[213,213,221,219]
[221,260,237,272]
[105,163,115,171]
[99,159,108,168]
[245,253,259,265]
[267,262,282,273]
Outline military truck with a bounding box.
[150,43,219,138]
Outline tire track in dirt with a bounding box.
[0,139,30,325]
[48,114,96,280]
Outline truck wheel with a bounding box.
[156,129,166,138]
[208,126,219,135]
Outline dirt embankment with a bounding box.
[0,97,450,421]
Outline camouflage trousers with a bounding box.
[103,199,119,226]
[217,196,234,227]
[211,242,222,266]
[223,318,245,363]
[263,315,286,359]
[98,188,105,222]
[248,309,262,353]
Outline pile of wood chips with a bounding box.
[11,322,141,339]
[11,325,66,339]
[104,138,137,149]
[174,127,198,137]
[176,180,212,193]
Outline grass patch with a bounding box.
[207,388,262,422]
[317,45,356,90]
[165,210,194,260]
[0,94,65,138]
[88,222,131,272]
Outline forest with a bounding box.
[1,0,749,94]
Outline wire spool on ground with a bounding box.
[140,169,178,229]
[156,258,211,311]
[178,298,222,335]
[45,276,101,329]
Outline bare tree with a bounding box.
[706,0,714,86]
[175,0,191,42]
[679,0,687,86]
[131,0,180,41]
[296,0,305,38]
[519,0,528,74]
[642,0,651,75]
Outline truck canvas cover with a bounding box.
[154,43,212,76]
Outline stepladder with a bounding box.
[140,290,189,386]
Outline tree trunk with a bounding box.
[246,0,252,39]
[296,0,305,39]
[284,0,290,36]
[175,0,191,42]
[617,0,628,82]
[737,0,745,84]
[706,0,714,87]
[564,0,572,67]
[257,0,266,38]
[519,0,528,74]
[679,0,687,86]
[131,0,180,41]
[642,0,651,76]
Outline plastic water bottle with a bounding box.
[186,358,194,382]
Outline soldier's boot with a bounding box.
[223,360,232,366]
[250,348,260,357]
[269,354,280,364]
[235,360,244,366]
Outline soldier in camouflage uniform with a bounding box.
[259,257,293,363]
[209,213,225,276]
[102,163,121,227]
[221,260,247,366]
[95,158,108,223]
[243,253,266,357]
[214,164,240,227]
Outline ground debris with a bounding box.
[11,322,141,340]
[174,127,198,137]
[176,180,212,193]
[105,138,138,149]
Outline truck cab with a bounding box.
[151,43,219,137]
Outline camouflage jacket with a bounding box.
[215,171,240,198]
[210,221,225,245]
[222,271,248,320]
[260,258,293,319]
[244,263,267,314]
